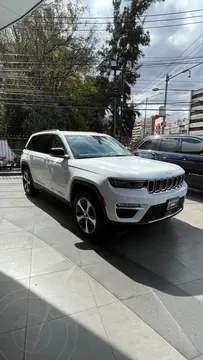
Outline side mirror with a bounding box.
[50,147,69,159]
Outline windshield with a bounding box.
[65,135,132,159]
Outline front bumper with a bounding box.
[102,181,188,224]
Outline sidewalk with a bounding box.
[0,178,199,360]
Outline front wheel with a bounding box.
[22,168,38,197]
[73,192,105,239]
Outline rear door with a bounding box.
[27,134,53,189]
[155,137,182,166]
[135,138,159,160]
[48,134,70,198]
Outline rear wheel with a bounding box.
[73,192,105,239]
[22,168,38,197]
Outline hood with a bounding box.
[69,156,184,180]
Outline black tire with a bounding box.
[73,191,106,239]
[22,167,38,197]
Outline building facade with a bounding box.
[189,88,203,136]
[131,119,144,142]
[144,117,152,136]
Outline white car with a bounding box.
[21,130,188,238]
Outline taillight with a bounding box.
[0,157,3,160]
[132,151,136,155]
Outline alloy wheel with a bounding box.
[23,170,31,194]
[75,197,96,234]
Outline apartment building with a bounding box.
[189,88,203,136]
[131,119,144,142]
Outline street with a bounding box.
[0,177,203,360]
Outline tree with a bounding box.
[0,0,106,134]
[98,0,164,140]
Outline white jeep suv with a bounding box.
[21,130,187,238]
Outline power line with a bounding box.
[28,8,203,19]
[0,102,189,111]
[136,32,203,99]
[1,53,203,60]
[24,14,203,24]
[15,19,203,30]
[0,95,192,105]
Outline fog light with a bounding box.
[117,203,141,208]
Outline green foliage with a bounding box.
[98,0,164,139]
[0,0,106,135]
[0,0,164,141]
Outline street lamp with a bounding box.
[152,61,203,134]
[110,59,117,69]
[141,92,163,136]
[162,70,191,134]
[153,88,192,92]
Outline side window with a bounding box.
[26,137,36,150]
[52,135,65,150]
[30,134,53,153]
[181,138,203,155]
[34,135,46,153]
[139,139,157,150]
[160,138,180,152]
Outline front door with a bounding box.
[136,138,159,160]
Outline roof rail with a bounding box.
[45,129,60,131]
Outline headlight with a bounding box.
[108,178,147,189]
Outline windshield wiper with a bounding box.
[75,155,103,159]
[106,154,132,157]
[75,154,132,159]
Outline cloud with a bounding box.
[84,0,203,119]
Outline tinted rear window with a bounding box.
[160,138,180,152]
[26,134,54,153]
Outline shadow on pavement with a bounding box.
[29,191,203,298]
[0,271,133,360]
[187,188,203,204]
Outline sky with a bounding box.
[83,0,203,124]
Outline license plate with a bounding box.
[167,197,179,210]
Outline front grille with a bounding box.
[148,175,184,194]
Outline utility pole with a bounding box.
[141,92,164,137]
[143,97,148,136]
[162,74,169,134]
[113,68,117,138]
[119,70,125,142]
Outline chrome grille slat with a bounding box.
[172,177,176,188]
[153,180,157,193]
[174,177,179,187]
[147,175,184,194]
[155,180,161,192]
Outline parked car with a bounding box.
[0,155,13,170]
[21,130,187,239]
[0,139,18,170]
[133,135,203,190]
[0,155,6,167]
